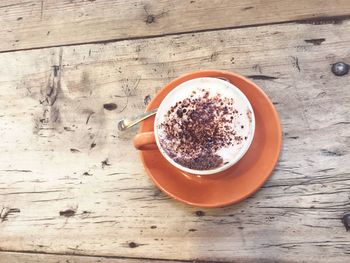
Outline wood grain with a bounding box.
[0,20,350,262]
[0,251,184,263]
[2,0,350,52]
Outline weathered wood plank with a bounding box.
[0,251,183,263]
[0,20,350,262]
[2,0,350,52]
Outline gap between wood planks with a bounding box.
[1,14,350,54]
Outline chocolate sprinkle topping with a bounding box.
[158,89,243,170]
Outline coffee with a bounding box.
[156,78,254,172]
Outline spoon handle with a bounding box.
[118,108,158,131]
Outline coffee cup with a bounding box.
[134,76,255,175]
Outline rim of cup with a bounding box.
[154,77,256,175]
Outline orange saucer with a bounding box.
[137,70,282,208]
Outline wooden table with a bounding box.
[1,1,350,262]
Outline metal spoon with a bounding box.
[118,108,158,131]
[117,77,230,131]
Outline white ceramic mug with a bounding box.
[134,77,255,175]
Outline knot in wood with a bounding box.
[146,15,155,24]
[342,213,350,231]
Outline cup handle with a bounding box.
[133,131,158,150]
